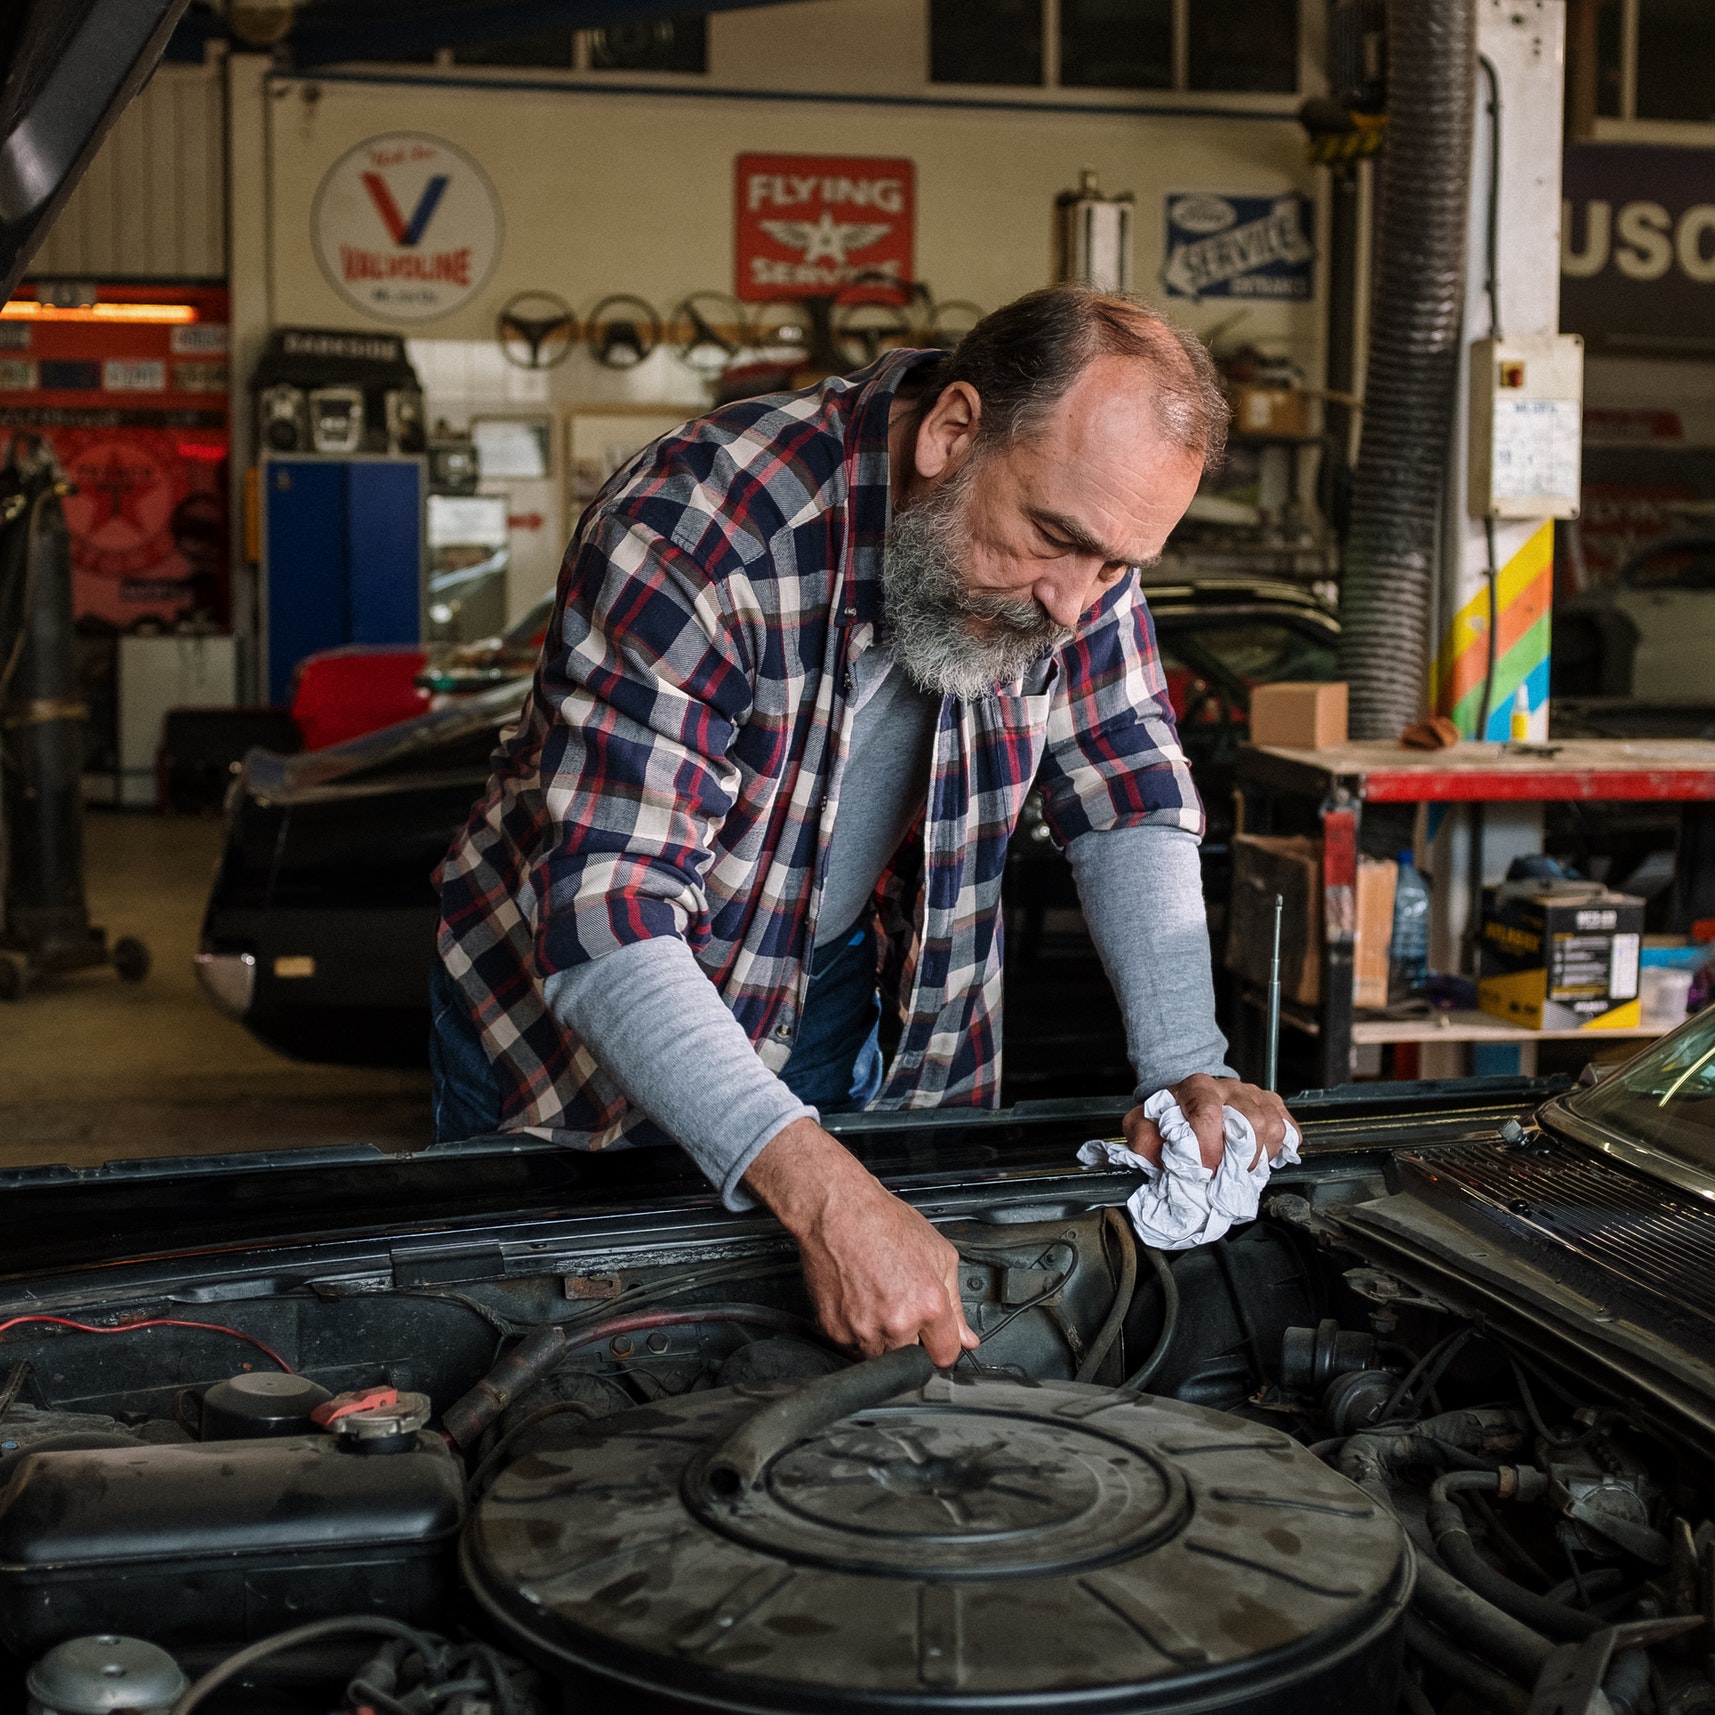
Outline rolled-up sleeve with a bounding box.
[1035,581,1203,845]
[534,510,755,976]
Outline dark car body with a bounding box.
[5,1027,1715,1713]
[196,579,1340,1082]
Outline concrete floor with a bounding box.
[0,810,430,1167]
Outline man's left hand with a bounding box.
[1121,1073,1293,1174]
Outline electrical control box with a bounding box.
[1467,334,1584,520]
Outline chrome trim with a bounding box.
[1539,1093,1715,1207]
[194,951,255,1020]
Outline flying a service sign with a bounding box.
[312,133,502,323]
[735,153,915,303]
[1161,192,1315,303]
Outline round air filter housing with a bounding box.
[465,1364,1410,1714]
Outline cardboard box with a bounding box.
[1227,835,1321,1007]
[1353,856,1398,1009]
[1231,385,1316,439]
[1478,883,1645,1031]
[1250,681,1349,750]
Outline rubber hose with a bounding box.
[1339,1456,1552,1684]
[703,1344,935,1495]
[1403,1612,1531,1714]
[1122,1244,1179,1393]
[1075,1208,1137,1385]
[442,1322,568,1448]
[1336,0,1477,739]
[1427,1492,1604,1641]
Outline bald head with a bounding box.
[917,285,1229,472]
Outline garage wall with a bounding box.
[255,62,1326,414]
[28,60,228,281]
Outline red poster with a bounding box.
[735,153,915,303]
[0,283,229,626]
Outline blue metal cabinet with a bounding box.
[262,455,424,703]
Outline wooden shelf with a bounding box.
[1349,1008,1668,1046]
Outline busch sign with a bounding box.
[735,153,915,303]
[312,133,502,324]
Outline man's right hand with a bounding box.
[744,1116,980,1369]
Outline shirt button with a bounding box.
[774,1022,793,1041]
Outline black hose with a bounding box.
[1122,1245,1179,1393]
[1403,1612,1531,1714]
[1426,1476,1603,1641]
[1075,1209,1137,1384]
[466,1398,604,1497]
[702,1345,935,1497]
[1211,1239,1269,1391]
[1337,0,1477,738]
[1399,1677,1437,1715]
[169,1617,438,1715]
[1543,1568,1626,1608]
[1339,1449,1552,1685]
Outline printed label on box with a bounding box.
[103,360,166,392]
[171,323,229,354]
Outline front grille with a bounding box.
[1398,1137,1715,1346]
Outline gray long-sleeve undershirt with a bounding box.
[546,654,1233,1210]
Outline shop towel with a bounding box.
[1076,1088,1301,1250]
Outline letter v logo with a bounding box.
[361,172,449,247]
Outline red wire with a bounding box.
[0,1315,294,1374]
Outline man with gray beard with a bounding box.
[434,286,1291,1365]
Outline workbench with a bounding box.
[1233,739,1715,1087]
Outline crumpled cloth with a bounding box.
[1076,1088,1302,1251]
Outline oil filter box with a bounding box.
[1478,883,1644,1031]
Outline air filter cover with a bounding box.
[465,1372,1410,1714]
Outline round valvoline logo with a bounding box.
[312,133,502,324]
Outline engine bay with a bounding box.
[4,1094,1715,1715]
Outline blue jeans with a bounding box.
[429,922,883,1145]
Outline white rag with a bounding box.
[1076,1088,1302,1251]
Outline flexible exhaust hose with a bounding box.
[1337,0,1477,739]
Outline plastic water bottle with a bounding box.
[1390,852,1431,999]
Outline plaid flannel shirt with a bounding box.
[435,350,1201,1146]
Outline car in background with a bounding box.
[197,579,1340,1090]
[1554,531,1715,702]
[285,597,557,752]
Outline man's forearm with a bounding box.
[545,937,812,1208]
[1067,819,1237,1098]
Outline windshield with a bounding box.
[1568,1007,1715,1163]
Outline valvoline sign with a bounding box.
[735,153,914,303]
[312,133,502,324]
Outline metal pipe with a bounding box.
[1264,891,1284,1092]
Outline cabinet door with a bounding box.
[347,460,422,647]
[265,460,347,703]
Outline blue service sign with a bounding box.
[1162,193,1316,303]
